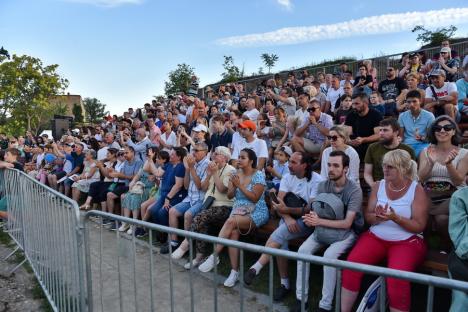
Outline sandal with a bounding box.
[79,204,91,211]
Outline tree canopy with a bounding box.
[164,63,196,96]
[82,97,108,124]
[261,53,279,73]
[412,25,457,46]
[0,53,69,135]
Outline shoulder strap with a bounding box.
[430,85,438,100]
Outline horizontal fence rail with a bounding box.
[84,210,468,312]
[0,168,87,312]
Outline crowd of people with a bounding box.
[1,41,468,312]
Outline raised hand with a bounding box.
[444,148,459,165]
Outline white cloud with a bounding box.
[63,0,143,7]
[216,8,468,47]
[277,0,292,10]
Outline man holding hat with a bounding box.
[425,69,458,119]
[231,120,268,170]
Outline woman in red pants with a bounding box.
[341,149,428,312]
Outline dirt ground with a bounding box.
[0,228,49,312]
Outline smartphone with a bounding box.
[269,192,280,204]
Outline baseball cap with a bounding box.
[192,124,208,133]
[280,146,293,157]
[238,120,256,131]
[429,69,446,77]
[440,47,451,53]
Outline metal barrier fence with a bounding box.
[0,168,87,312]
[204,40,468,94]
[83,210,468,312]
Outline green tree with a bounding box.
[164,63,196,96]
[221,55,243,83]
[260,53,279,73]
[83,97,108,124]
[258,67,265,75]
[0,54,69,134]
[72,103,84,123]
[412,25,457,46]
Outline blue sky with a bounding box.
[1,0,468,114]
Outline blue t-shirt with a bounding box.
[160,162,185,194]
[398,109,435,145]
[121,159,143,186]
[71,152,85,174]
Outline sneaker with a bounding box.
[223,270,239,287]
[289,299,308,312]
[126,226,133,235]
[273,285,291,302]
[102,218,112,226]
[171,246,188,260]
[135,228,147,238]
[244,268,257,286]
[184,258,202,270]
[118,223,129,232]
[198,254,220,273]
[160,242,180,255]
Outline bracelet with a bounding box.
[166,196,172,201]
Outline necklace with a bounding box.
[389,181,407,192]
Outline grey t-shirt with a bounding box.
[316,179,363,226]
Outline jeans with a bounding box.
[296,232,356,310]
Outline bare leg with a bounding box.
[141,197,156,221]
[341,288,359,312]
[183,211,193,230]
[72,187,81,202]
[169,207,182,241]
[106,192,117,214]
[227,216,254,271]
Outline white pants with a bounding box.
[295,232,356,311]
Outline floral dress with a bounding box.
[230,171,269,227]
[122,169,154,211]
[72,161,100,193]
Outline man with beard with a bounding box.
[243,151,325,301]
[378,66,408,117]
[291,151,362,312]
[345,93,383,160]
[363,118,415,187]
[398,90,435,157]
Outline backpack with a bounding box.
[311,192,364,245]
[311,193,350,245]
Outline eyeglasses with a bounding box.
[307,107,319,112]
[382,164,395,170]
[434,124,455,132]
[117,153,124,156]
[193,149,207,152]
[327,135,339,141]
[440,52,448,54]
[386,69,394,72]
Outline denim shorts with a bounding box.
[173,200,204,217]
[270,218,313,250]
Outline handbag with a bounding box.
[200,164,227,211]
[232,204,256,236]
[129,181,145,195]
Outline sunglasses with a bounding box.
[434,124,455,132]
[327,135,339,141]
[307,107,319,112]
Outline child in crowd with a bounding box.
[334,94,353,125]
[369,91,385,116]
[265,146,292,192]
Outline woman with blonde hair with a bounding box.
[341,149,428,312]
[320,125,360,184]
[396,73,426,111]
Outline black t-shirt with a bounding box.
[378,78,408,101]
[345,108,383,159]
[210,129,233,151]
[353,75,373,87]
[13,162,24,171]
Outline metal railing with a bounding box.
[203,40,468,94]
[83,210,468,312]
[0,168,87,312]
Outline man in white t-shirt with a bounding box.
[242,98,260,121]
[242,151,325,301]
[294,93,310,122]
[325,75,344,114]
[425,69,458,120]
[231,120,268,169]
